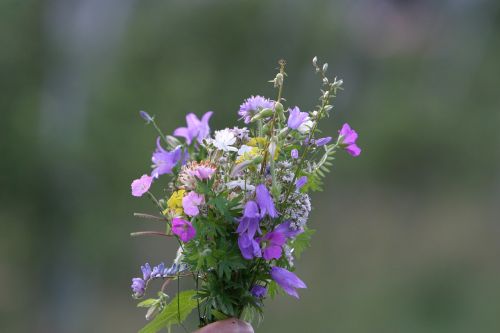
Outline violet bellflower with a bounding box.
[238,95,274,124]
[174,111,213,145]
[291,149,299,159]
[339,123,361,157]
[236,201,262,238]
[131,174,154,197]
[270,266,307,299]
[287,106,309,130]
[255,184,278,218]
[139,110,154,123]
[238,232,262,260]
[151,138,185,178]
[251,285,267,298]
[171,217,196,242]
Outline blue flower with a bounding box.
[131,278,146,298]
[151,138,186,178]
[295,176,308,190]
[236,201,262,238]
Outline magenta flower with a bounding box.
[315,136,332,147]
[238,233,262,260]
[191,165,216,180]
[287,106,309,130]
[255,184,278,218]
[270,267,307,299]
[295,176,308,191]
[131,174,154,197]
[174,111,213,145]
[171,217,196,242]
[339,123,361,157]
[260,229,286,260]
[151,138,184,178]
[291,149,299,159]
[238,95,274,124]
[182,191,205,217]
[236,201,262,238]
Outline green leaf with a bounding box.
[137,298,158,308]
[293,229,316,259]
[139,290,198,333]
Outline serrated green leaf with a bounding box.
[293,229,316,259]
[138,290,198,333]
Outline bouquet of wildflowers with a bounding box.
[129,58,361,332]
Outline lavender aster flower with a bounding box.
[270,267,307,299]
[174,111,213,145]
[236,201,262,238]
[131,174,154,197]
[287,106,309,130]
[238,95,274,124]
[139,110,153,123]
[171,217,196,242]
[255,184,278,218]
[339,123,361,157]
[182,192,205,217]
[151,138,184,178]
[291,149,299,159]
[295,176,308,191]
[131,278,146,298]
[251,285,267,298]
[315,136,332,147]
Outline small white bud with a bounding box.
[312,56,318,67]
[322,63,328,72]
[322,77,329,85]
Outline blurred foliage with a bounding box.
[1,0,499,332]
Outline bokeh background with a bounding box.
[1,0,500,332]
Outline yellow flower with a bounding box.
[247,137,268,147]
[166,190,185,216]
[236,147,261,164]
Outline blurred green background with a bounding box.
[1,1,499,332]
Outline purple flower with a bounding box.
[238,95,274,124]
[151,138,184,178]
[238,233,262,260]
[339,123,361,157]
[291,149,299,159]
[141,263,152,280]
[255,184,278,218]
[236,201,262,238]
[131,174,154,197]
[274,221,303,239]
[131,278,146,298]
[151,262,165,278]
[287,107,309,130]
[315,136,332,147]
[251,285,267,298]
[182,192,205,217]
[260,229,287,260]
[295,176,307,191]
[139,110,153,123]
[174,111,213,145]
[270,267,307,299]
[171,217,196,242]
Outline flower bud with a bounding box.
[322,63,328,72]
[166,135,181,149]
[312,56,318,67]
[250,108,274,122]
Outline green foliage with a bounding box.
[139,290,198,333]
[293,228,316,259]
[303,144,337,192]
